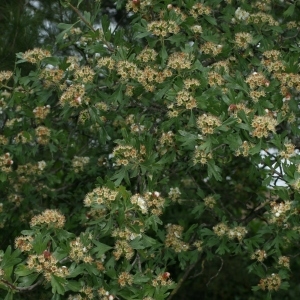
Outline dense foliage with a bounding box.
[1,0,300,299]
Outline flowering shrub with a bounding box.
[0,0,300,299]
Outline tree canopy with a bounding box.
[1,0,300,299]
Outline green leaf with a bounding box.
[18,273,40,287]
[66,280,81,292]
[91,241,112,257]
[207,161,222,181]
[1,246,22,269]
[283,4,295,17]
[15,265,34,277]
[204,15,217,26]
[51,275,67,295]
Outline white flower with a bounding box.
[137,196,147,214]
[38,160,46,170]
[235,7,250,21]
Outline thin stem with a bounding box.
[168,255,202,300]
[206,256,223,286]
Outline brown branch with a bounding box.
[206,256,223,286]
[18,278,43,292]
[67,2,95,32]
[0,278,43,292]
[168,254,202,300]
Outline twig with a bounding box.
[206,256,223,286]
[0,278,43,292]
[189,258,206,279]
[67,2,95,32]
[18,278,43,292]
[168,255,202,300]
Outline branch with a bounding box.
[206,256,223,286]
[18,278,43,292]
[167,254,202,300]
[67,2,95,32]
[0,278,43,292]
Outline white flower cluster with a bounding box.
[235,7,250,21]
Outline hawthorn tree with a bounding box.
[1,0,300,299]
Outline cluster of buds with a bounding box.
[279,143,295,159]
[22,48,51,64]
[197,113,222,135]
[167,52,194,70]
[113,240,134,261]
[191,25,203,34]
[251,115,277,138]
[39,69,64,88]
[27,252,69,282]
[74,66,95,84]
[190,3,211,17]
[147,20,180,37]
[69,237,93,264]
[261,50,285,73]
[66,56,80,71]
[8,193,23,206]
[274,72,300,97]
[0,135,8,145]
[79,286,94,299]
[251,249,267,262]
[125,0,152,13]
[168,5,187,21]
[112,225,143,241]
[131,191,165,216]
[112,144,145,166]
[62,27,82,40]
[137,48,158,63]
[59,84,88,107]
[248,12,278,26]
[200,42,223,57]
[203,195,216,209]
[14,131,33,144]
[17,161,46,176]
[35,126,51,145]
[208,71,225,87]
[30,209,65,228]
[278,256,290,269]
[72,156,90,173]
[193,147,213,165]
[152,272,173,287]
[213,223,247,241]
[97,57,115,71]
[235,32,253,49]
[165,224,189,253]
[258,273,281,291]
[5,117,22,128]
[33,105,51,120]
[157,131,175,155]
[246,72,270,102]
[118,271,134,287]
[137,66,172,92]
[0,152,13,173]
[246,72,269,90]
[268,200,292,224]
[0,71,13,83]
[168,187,181,202]
[193,240,203,252]
[184,78,200,89]
[98,288,114,300]
[235,141,254,157]
[116,60,139,81]
[83,187,118,208]
[15,235,34,252]
[175,89,197,109]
